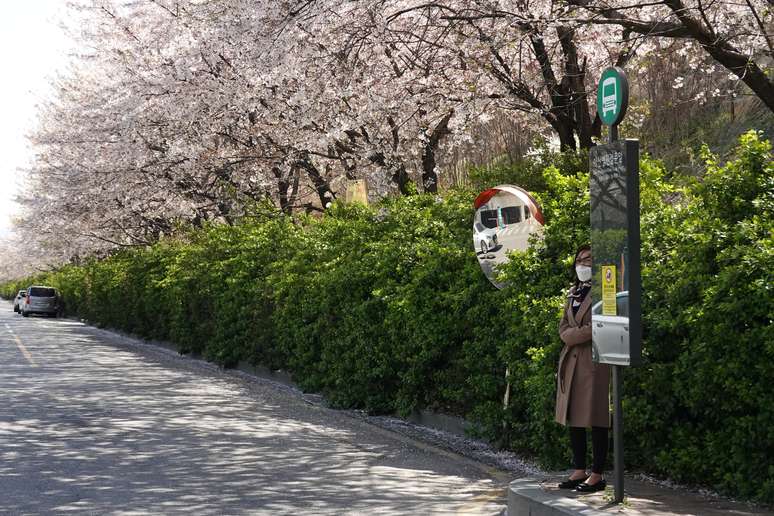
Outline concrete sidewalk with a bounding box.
[508,475,772,515]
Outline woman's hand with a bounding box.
[559,323,592,347]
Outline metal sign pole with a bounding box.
[612,365,624,502]
[609,122,624,504]
[609,125,619,144]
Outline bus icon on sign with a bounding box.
[602,77,617,116]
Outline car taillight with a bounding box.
[25,297,30,304]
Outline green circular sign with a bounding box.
[596,67,629,126]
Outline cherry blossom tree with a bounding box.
[261,0,491,194]
[7,0,770,270]
[280,0,638,151]
[562,0,774,112]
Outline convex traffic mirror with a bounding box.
[473,185,545,289]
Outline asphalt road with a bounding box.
[0,304,508,515]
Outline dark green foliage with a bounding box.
[3,131,771,503]
[467,147,588,194]
[631,132,774,502]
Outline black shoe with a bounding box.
[558,477,587,489]
[575,479,607,493]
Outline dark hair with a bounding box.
[571,244,591,289]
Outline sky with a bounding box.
[0,1,71,238]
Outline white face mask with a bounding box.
[576,265,592,282]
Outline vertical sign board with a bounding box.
[589,140,642,366]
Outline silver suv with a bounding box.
[21,285,60,318]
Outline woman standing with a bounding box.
[555,245,610,492]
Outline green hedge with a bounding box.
[3,131,772,503]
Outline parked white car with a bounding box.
[473,222,498,254]
[591,291,629,363]
[13,290,26,313]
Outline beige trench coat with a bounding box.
[554,287,610,428]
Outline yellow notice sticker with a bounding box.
[602,265,617,315]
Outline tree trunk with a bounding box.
[545,110,578,151]
[532,31,585,151]
[392,164,412,195]
[420,143,438,193]
[557,27,595,149]
[557,119,578,151]
[273,165,299,215]
[295,154,336,209]
[421,110,454,193]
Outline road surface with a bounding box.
[0,304,507,514]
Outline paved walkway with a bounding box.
[509,475,773,515]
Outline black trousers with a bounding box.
[569,426,608,474]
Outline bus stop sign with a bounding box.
[597,67,629,126]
